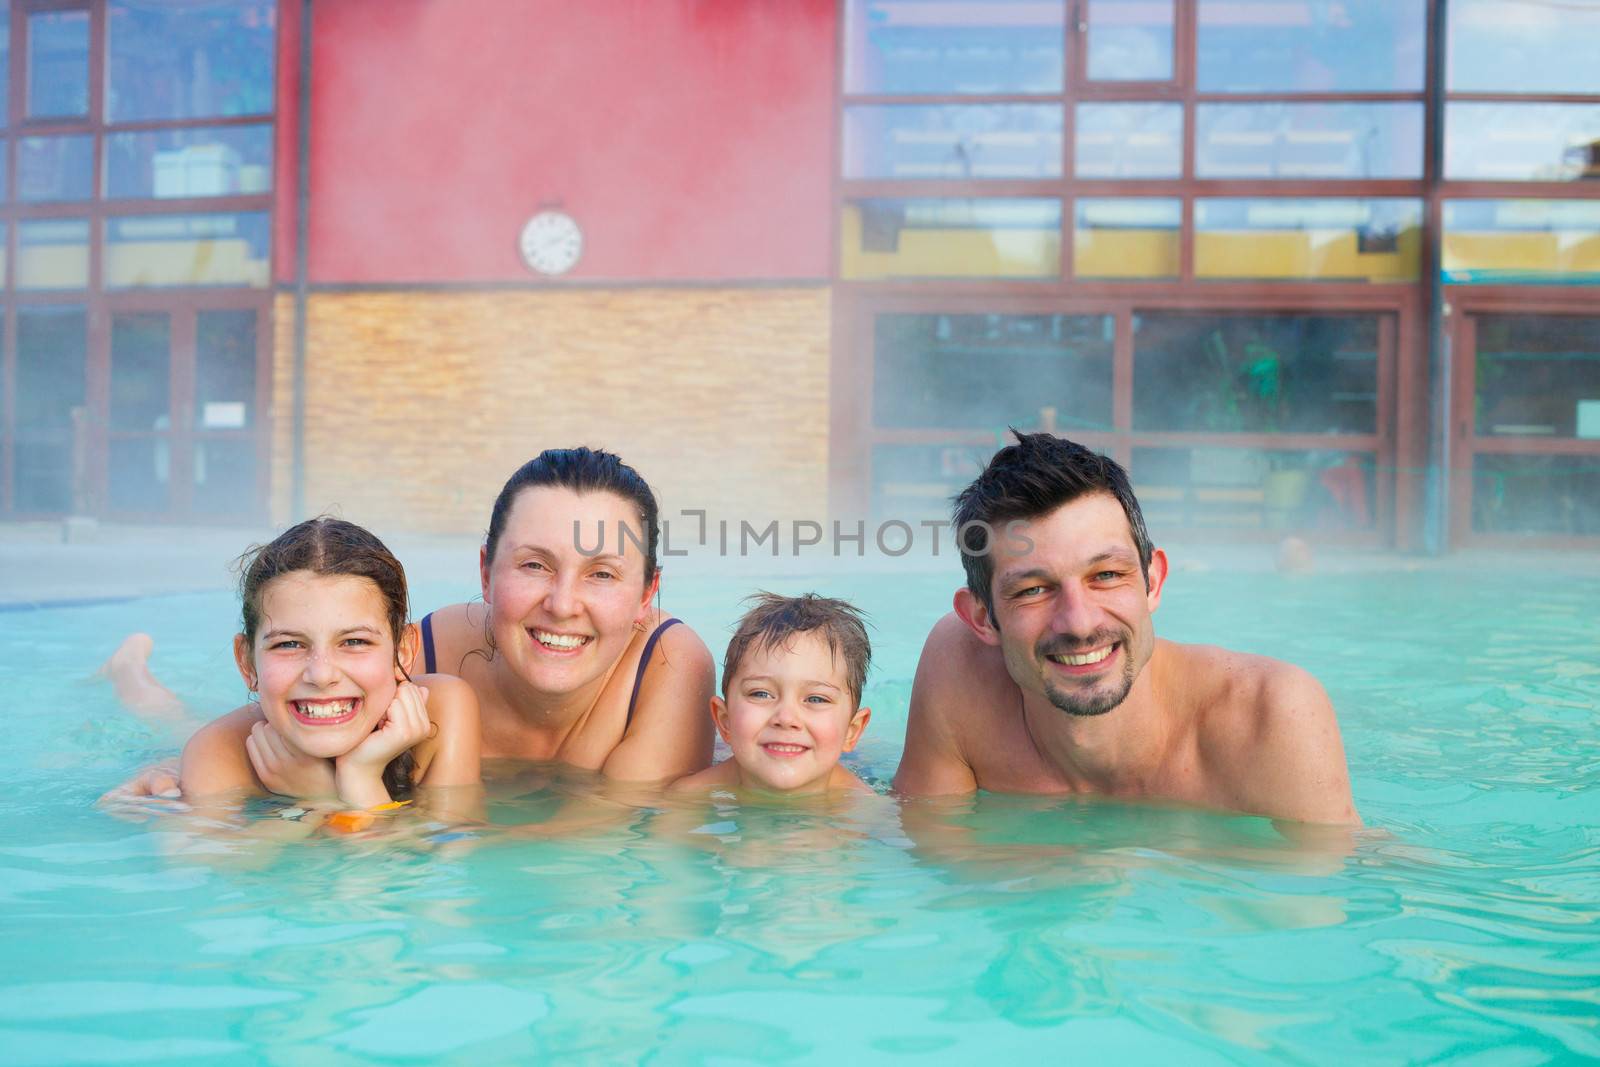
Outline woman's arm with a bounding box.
[601,623,716,782]
[414,673,483,787]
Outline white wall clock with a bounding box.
[519,210,583,276]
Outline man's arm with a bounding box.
[893,613,980,796]
[1236,664,1360,826]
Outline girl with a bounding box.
[173,517,479,807]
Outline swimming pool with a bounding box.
[2,559,1597,1063]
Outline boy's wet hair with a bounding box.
[953,431,1154,616]
[722,593,872,706]
[485,446,661,583]
[236,516,415,798]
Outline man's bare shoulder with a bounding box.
[914,612,1016,720]
[895,612,1017,795]
[1166,642,1359,825]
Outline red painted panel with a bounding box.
[280,0,837,284]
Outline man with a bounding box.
[894,432,1359,826]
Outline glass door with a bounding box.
[99,295,268,522]
[1453,311,1600,544]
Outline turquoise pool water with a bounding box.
[2,562,1597,1064]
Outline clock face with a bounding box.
[519,211,583,276]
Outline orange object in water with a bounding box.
[324,810,376,834]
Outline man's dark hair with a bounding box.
[952,431,1154,617]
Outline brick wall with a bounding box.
[270,287,832,537]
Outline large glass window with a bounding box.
[1196,103,1423,180]
[1133,312,1380,434]
[14,308,88,513]
[844,0,1065,95]
[27,10,90,118]
[1075,103,1182,179]
[1448,0,1600,95]
[841,198,1061,280]
[1197,0,1426,93]
[17,220,91,291]
[1085,0,1174,82]
[104,212,271,289]
[1442,200,1600,285]
[1133,447,1377,532]
[105,125,275,199]
[1473,455,1600,535]
[1445,104,1600,183]
[872,312,1113,431]
[1195,199,1423,283]
[1074,198,1179,279]
[1474,315,1600,438]
[843,105,1062,180]
[18,136,96,202]
[106,0,277,121]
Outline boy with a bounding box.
[672,593,872,795]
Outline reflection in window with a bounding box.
[841,198,1061,280]
[1075,103,1182,179]
[1195,199,1423,282]
[1075,199,1179,279]
[1445,104,1600,183]
[872,313,1113,432]
[1134,313,1380,434]
[107,0,277,121]
[871,443,998,521]
[1473,454,1600,535]
[1449,0,1600,94]
[1198,0,1425,92]
[843,105,1062,179]
[843,0,1064,94]
[105,212,271,288]
[1133,446,1376,532]
[1196,103,1423,180]
[191,438,257,517]
[1474,315,1600,438]
[17,219,91,291]
[27,10,90,118]
[1086,0,1174,82]
[18,136,95,202]
[195,310,258,430]
[1442,200,1600,284]
[14,308,88,513]
[106,125,275,199]
[110,313,171,433]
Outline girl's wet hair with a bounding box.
[236,517,415,798]
[485,446,661,583]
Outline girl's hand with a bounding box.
[246,721,338,799]
[334,684,432,807]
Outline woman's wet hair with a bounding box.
[485,446,661,583]
[952,431,1154,617]
[236,517,416,797]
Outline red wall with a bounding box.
[275,0,838,285]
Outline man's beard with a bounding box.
[1038,630,1137,717]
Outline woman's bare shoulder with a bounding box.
[178,705,264,795]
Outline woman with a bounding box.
[104,447,714,797]
[419,447,714,779]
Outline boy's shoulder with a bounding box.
[667,759,741,793]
